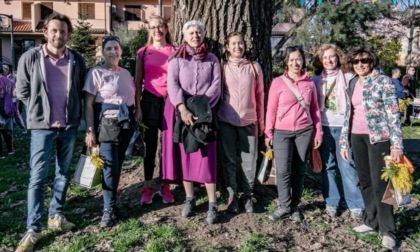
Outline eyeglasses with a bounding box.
[286,45,303,53]
[351,58,370,65]
[149,24,166,30]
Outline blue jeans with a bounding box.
[320,126,364,211]
[100,129,133,210]
[27,127,78,232]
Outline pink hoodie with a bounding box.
[265,72,322,140]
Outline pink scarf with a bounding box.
[320,68,347,115]
[227,57,249,67]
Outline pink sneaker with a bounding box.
[159,184,174,204]
[140,187,153,205]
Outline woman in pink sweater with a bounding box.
[135,15,175,206]
[265,45,322,222]
[217,32,264,214]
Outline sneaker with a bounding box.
[15,229,43,252]
[226,195,239,214]
[206,206,218,224]
[382,235,396,250]
[326,206,337,218]
[350,210,363,220]
[140,187,153,205]
[353,224,375,233]
[268,208,291,221]
[159,184,175,204]
[291,208,304,222]
[181,198,196,218]
[47,213,75,231]
[244,197,255,213]
[99,208,117,228]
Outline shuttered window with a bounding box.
[22,2,32,20]
[163,6,171,19]
[79,3,95,19]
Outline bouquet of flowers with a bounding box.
[381,155,414,207]
[398,97,412,113]
[89,146,104,170]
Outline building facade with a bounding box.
[0,0,171,71]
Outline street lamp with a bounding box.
[0,13,14,72]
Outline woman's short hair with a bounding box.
[147,15,172,45]
[182,20,205,37]
[224,32,247,60]
[283,45,306,71]
[313,43,346,72]
[347,47,379,71]
[102,36,121,51]
[43,13,73,34]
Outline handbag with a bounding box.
[310,147,323,173]
[125,130,146,157]
[98,117,121,143]
[257,147,273,184]
[74,147,102,189]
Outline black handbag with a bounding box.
[125,130,146,157]
[98,117,121,143]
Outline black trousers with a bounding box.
[350,134,396,238]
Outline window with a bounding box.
[41,2,53,20]
[79,3,95,19]
[125,5,141,21]
[22,2,32,20]
[163,6,171,19]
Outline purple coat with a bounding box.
[162,53,221,183]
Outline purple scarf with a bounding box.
[170,42,208,61]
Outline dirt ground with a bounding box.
[88,155,420,252]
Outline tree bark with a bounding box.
[170,0,275,89]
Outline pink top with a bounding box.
[351,80,369,134]
[265,72,322,140]
[42,44,69,128]
[137,44,175,97]
[217,60,264,128]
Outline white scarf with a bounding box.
[319,69,347,115]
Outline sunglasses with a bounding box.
[351,58,370,65]
[286,45,303,53]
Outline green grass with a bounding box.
[264,201,277,214]
[301,188,315,201]
[402,124,420,139]
[239,232,270,252]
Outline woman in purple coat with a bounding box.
[163,20,221,224]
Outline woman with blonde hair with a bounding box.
[312,43,364,219]
[135,15,176,205]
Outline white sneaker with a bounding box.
[353,224,375,233]
[382,235,396,250]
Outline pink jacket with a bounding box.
[217,61,264,128]
[265,72,322,140]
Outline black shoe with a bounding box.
[100,208,117,227]
[206,206,218,224]
[244,197,255,213]
[226,196,239,214]
[268,208,291,221]
[181,198,196,218]
[291,208,304,222]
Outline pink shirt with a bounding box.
[217,60,264,128]
[42,44,69,128]
[137,44,175,97]
[265,72,322,140]
[351,80,369,134]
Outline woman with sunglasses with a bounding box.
[265,45,322,222]
[312,44,364,219]
[84,36,136,227]
[165,20,221,224]
[339,47,403,250]
[135,15,175,206]
[217,32,264,214]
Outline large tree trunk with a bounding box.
[170,0,275,89]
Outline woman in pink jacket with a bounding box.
[217,32,264,214]
[265,45,322,222]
